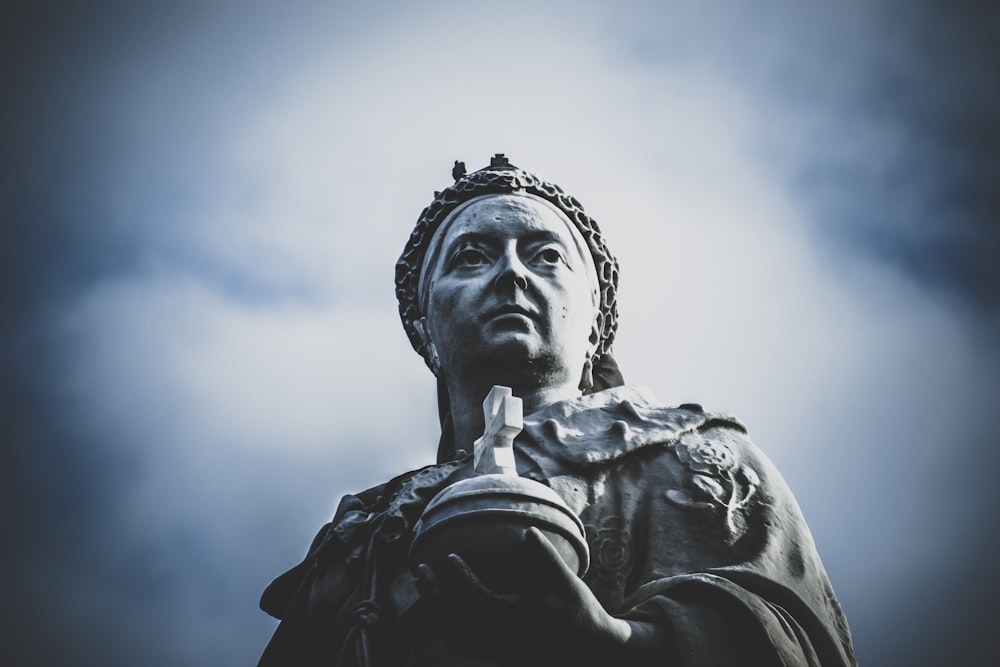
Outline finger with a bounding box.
[523,526,575,575]
[445,552,478,581]
[444,553,522,604]
[416,557,491,598]
[414,562,442,597]
[522,527,584,597]
[416,553,480,595]
[432,552,479,591]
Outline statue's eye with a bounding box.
[533,247,564,266]
[452,248,489,267]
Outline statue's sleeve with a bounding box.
[256,487,382,667]
[615,425,857,667]
[256,460,470,667]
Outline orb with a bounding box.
[409,473,590,593]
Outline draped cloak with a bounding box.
[258,386,857,666]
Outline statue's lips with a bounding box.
[480,305,536,324]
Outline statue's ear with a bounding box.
[590,353,624,392]
[579,315,602,392]
[588,315,602,355]
[579,356,595,393]
[414,317,441,376]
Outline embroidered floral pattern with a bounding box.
[678,438,736,474]
[666,431,759,544]
[586,516,632,590]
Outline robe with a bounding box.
[258,385,857,666]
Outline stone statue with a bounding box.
[256,155,858,666]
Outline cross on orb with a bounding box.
[473,385,523,475]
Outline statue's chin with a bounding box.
[459,336,538,370]
[448,335,578,393]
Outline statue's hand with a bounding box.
[518,526,642,648]
[414,527,663,660]
[414,552,522,658]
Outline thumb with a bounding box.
[522,526,581,587]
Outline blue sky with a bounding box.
[3,1,999,664]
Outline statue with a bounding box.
[256,154,858,666]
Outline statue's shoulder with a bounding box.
[520,385,748,469]
[260,460,470,619]
[644,397,748,435]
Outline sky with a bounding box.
[2,1,998,665]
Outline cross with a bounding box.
[473,385,523,475]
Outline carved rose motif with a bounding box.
[666,431,759,545]
[676,437,736,476]
[587,516,632,586]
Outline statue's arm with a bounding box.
[614,427,858,667]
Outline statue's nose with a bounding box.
[493,252,529,292]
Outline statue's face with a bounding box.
[423,194,599,388]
